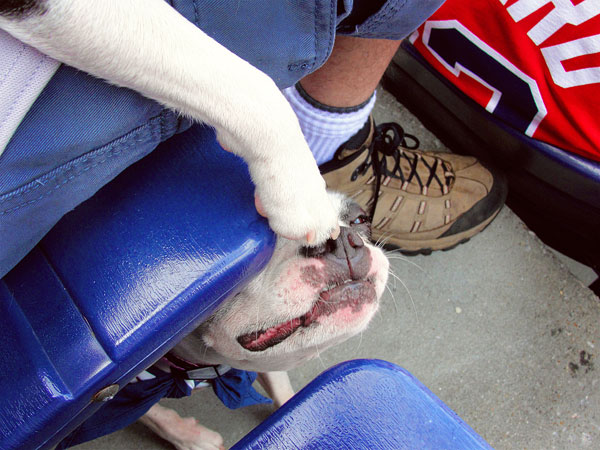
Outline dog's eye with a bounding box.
[352,215,369,225]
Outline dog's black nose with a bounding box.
[301,226,369,280]
[329,226,363,260]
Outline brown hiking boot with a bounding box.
[320,117,507,254]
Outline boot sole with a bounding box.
[375,207,502,255]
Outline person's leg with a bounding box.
[281,36,400,165]
[299,36,400,108]
[285,33,507,253]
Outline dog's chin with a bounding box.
[236,278,378,353]
[201,295,379,373]
[194,276,381,373]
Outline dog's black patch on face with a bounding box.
[300,200,371,259]
[0,0,45,18]
[342,201,371,239]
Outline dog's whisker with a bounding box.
[355,330,364,353]
[379,234,397,249]
[385,282,399,313]
[386,268,404,286]
[255,303,261,342]
[373,232,387,248]
[387,264,399,290]
[374,230,395,248]
[377,229,396,245]
[385,255,427,274]
[376,305,384,322]
[384,248,414,256]
[387,270,419,324]
[314,341,326,370]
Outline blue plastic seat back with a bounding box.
[0,125,275,449]
[233,359,493,450]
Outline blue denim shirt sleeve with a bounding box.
[172,0,338,89]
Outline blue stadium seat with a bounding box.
[0,125,492,450]
[233,359,492,450]
[0,125,275,449]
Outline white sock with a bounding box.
[282,84,376,165]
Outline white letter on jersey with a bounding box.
[507,0,600,45]
[542,34,600,87]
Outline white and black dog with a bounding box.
[0,2,390,448]
[137,194,389,449]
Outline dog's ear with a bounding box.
[0,0,44,19]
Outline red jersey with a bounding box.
[410,0,600,162]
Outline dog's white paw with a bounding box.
[213,71,340,246]
[169,416,225,450]
[252,155,340,245]
[139,404,225,450]
[219,132,340,246]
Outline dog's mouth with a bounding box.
[237,279,376,352]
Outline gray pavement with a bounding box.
[79,89,599,450]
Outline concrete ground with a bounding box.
[78,89,599,450]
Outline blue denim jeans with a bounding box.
[0,0,446,277]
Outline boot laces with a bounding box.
[351,122,455,220]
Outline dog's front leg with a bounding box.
[139,403,225,450]
[257,371,295,409]
[0,0,339,245]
